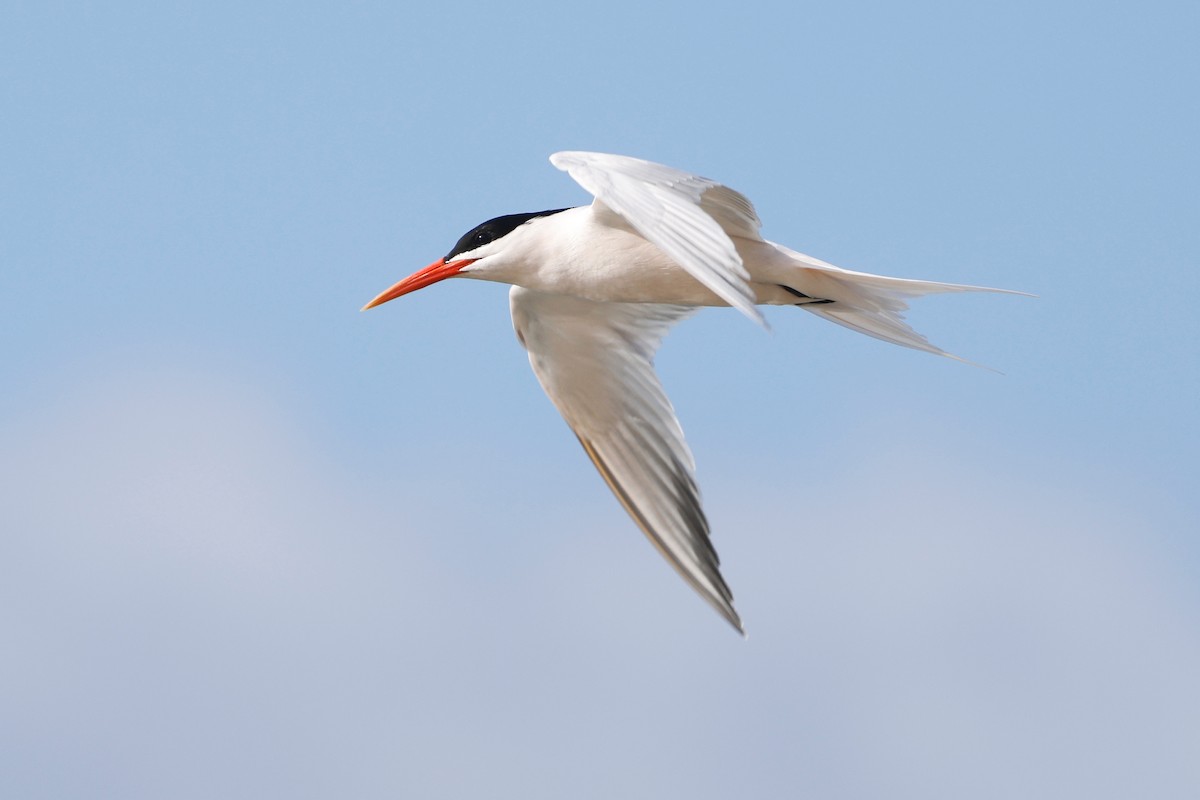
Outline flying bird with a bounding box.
[363,151,1018,634]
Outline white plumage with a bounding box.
[364,151,1021,633]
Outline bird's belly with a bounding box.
[562,257,727,306]
[521,226,792,307]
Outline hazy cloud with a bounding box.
[2,364,1196,799]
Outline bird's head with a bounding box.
[361,208,571,310]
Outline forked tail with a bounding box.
[771,242,1027,366]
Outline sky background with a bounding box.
[3,1,1199,797]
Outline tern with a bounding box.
[364,151,1018,634]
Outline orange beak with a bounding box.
[361,258,476,311]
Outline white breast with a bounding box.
[493,206,794,307]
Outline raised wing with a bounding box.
[550,150,766,326]
[510,286,742,633]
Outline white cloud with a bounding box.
[1,363,1196,799]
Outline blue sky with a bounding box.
[3,1,1198,797]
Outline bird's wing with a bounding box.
[510,286,742,633]
[550,150,766,326]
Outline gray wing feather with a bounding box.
[510,286,743,633]
[551,150,766,326]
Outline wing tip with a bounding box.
[549,150,585,171]
[724,608,747,638]
[576,432,746,636]
[741,302,769,329]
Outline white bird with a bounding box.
[364,151,1018,634]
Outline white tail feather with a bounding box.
[770,242,1026,367]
